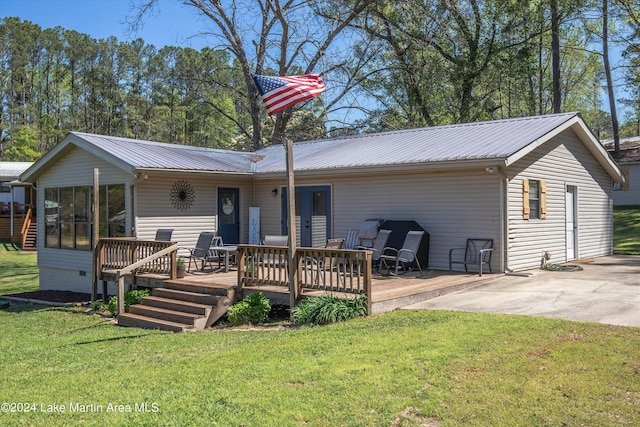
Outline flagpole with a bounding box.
[285,138,298,312]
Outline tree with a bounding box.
[132,0,376,150]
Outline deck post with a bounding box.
[285,139,298,310]
[117,272,125,315]
[364,251,373,314]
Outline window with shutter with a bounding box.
[523,178,546,220]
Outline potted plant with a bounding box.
[176,257,186,278]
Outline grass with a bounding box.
[0,242,38,295]
[0,213,638,426]
[614,205,640,255]
[0,305,638,426]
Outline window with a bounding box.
[44,184,125,250]
[523,179,546,220]
[0,182,10,193]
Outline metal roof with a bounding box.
[23,112,623,182]
[0,162,34,180]
[255,112,581,172]
[70,132,255,173]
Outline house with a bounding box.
[0,161,35,247]
[21,112,623,294]
[604,136,640,206]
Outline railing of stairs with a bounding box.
[20,205,33,249]
[93,238,179,315]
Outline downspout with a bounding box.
[486,166,510,273]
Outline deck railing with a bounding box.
[237,245,372,309]
[93,238,178,314]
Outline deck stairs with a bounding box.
[117,280,236,332]
[21,222,37,252]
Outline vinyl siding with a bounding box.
[613,163,640,205]
[506,129,614,271]
[35,146,133,292]
[254,169,503,271]
[135,173,253,254]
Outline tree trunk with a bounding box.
[603,0,620,153]
[551,0,562,113]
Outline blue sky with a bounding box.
[0,0,210,49]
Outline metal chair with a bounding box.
[154,229,173,241]
[449,238,494,276]
[379,230,425,276]
[183,232,215,272]
[356,229,391,267]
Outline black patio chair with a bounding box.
[448,238,494,276]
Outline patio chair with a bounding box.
[206,236,224,270]
[303,238,345,286]
[356,229,391,267]
[449,238,494,276]
[343,230,359,250]
[182,231,215,272]
[379,230,425,276]
[154,228,173,241]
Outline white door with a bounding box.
[566,186,577,260]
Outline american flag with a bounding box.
[252,74,326,115]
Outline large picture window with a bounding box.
[44,184,126,250]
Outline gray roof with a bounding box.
[21,112,623,182]
[255,112,582,172]
[69,132,255,172]
[0,162,34,180]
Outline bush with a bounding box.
[108,289,151,316]
[227,292,272,325]
[291,294,368,325]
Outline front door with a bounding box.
[282,185,331,247]
[218,188,239,244]
[566,185,577,260]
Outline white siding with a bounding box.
[35,146,133,292]
[255,170,503,271]
[613,163,640,206]
[135,173,253,255]
[506,129,614,271]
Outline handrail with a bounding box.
[113,243,178,315]
[20,206,33,248]
[93,238,178,314]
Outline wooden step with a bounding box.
[129,304,207,329]
[164,280,234,297]
[153,288,224,306]
[142,295,213,315]
[117,312,192,332]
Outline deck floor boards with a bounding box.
[166,267,498,314]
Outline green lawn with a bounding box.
[0,305,638,426]
[0,242,38,295]
[1,249,639,426]
[614,205,640,255]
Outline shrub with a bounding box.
[227,292,271,325]
[108,289,151,316]
[291,294,368,325]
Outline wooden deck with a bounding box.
[169,268,499,314]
